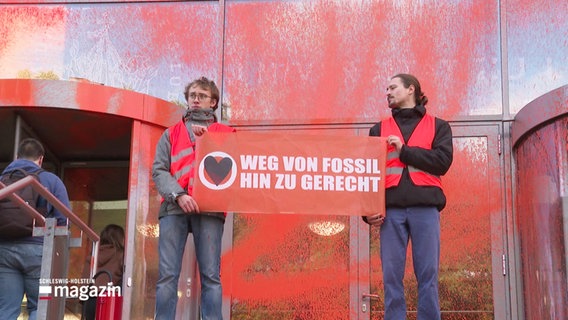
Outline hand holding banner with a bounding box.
[192,131,387,216]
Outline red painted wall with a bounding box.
[1,0,567,319]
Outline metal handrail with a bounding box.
[1,174,103,319]
[0,175,99,242]
[0,175,101,276]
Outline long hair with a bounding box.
[392,73,428,106]
[99,224,125,251]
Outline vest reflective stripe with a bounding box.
[386,151,400,160]
[169,121,236,194]
[171,145,195,182]
[386,167,403,175]
[170,150,193,180]
[169,121,195,192]
[381,114,442,189]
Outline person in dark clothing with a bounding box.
[82,224,125,320]
[365,74,453,320]
[0,138,69,320]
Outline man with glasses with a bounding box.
[152,77,235,320]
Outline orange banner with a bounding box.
[192,131,386,216]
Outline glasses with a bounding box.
[189,93,211,101]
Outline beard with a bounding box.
[387,97,398,109]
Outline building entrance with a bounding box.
[0,106,131,318]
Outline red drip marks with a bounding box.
[137,5,219,67]
[441,139,492,265]
[0,7,66,56]
[224,214,351,316]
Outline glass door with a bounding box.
[366,124,507,319]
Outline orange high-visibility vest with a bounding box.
[169,120,235,195]
[381,114,442,189]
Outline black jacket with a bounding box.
[369,105,453,212]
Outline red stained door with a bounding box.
[366,124,508,319]
[223,124,510,319]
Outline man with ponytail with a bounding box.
[152,77,235,320]
[365,74,453,320]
